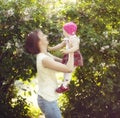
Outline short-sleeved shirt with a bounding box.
[36,53,59,101]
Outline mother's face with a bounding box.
[38,31,49,46]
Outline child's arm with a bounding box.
[48,41,65,51]
[62,38,80,54]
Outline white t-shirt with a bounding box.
[36,53,59,101]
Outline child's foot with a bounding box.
[56,84,69,93]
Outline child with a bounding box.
[49,22,83,93]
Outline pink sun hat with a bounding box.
[63,22,77,35]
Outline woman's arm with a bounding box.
[47,53,62,62]
[48,41,65,51]
[42,53,74,73]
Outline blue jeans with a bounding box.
[37,95,62,118]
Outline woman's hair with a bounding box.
[24,29,41,54]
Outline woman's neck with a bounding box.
[40,46,47,54]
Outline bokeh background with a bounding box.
[0,0,120,118]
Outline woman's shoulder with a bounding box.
[37,53,48,60]
[37,53,54,60]
[37,53,45,56]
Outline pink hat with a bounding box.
[63,22,77,35]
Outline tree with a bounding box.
[0,0,62,117]
[58,0,120,117]
[0,0,120,117]
[0,0,46,117]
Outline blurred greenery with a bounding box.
[0,0,120,118]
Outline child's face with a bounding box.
[63,29,69,37]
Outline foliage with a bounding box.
[0,0,62,117]
[27,104,41,118]
[0,0,120,118]
[0,0,46,117]
[58,0,120,118]
[0,86,30,118]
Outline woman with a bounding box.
[24,29,74,118]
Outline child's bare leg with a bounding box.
[63,67,76,87]
[62,73,72,88]
[56,67,76,93]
